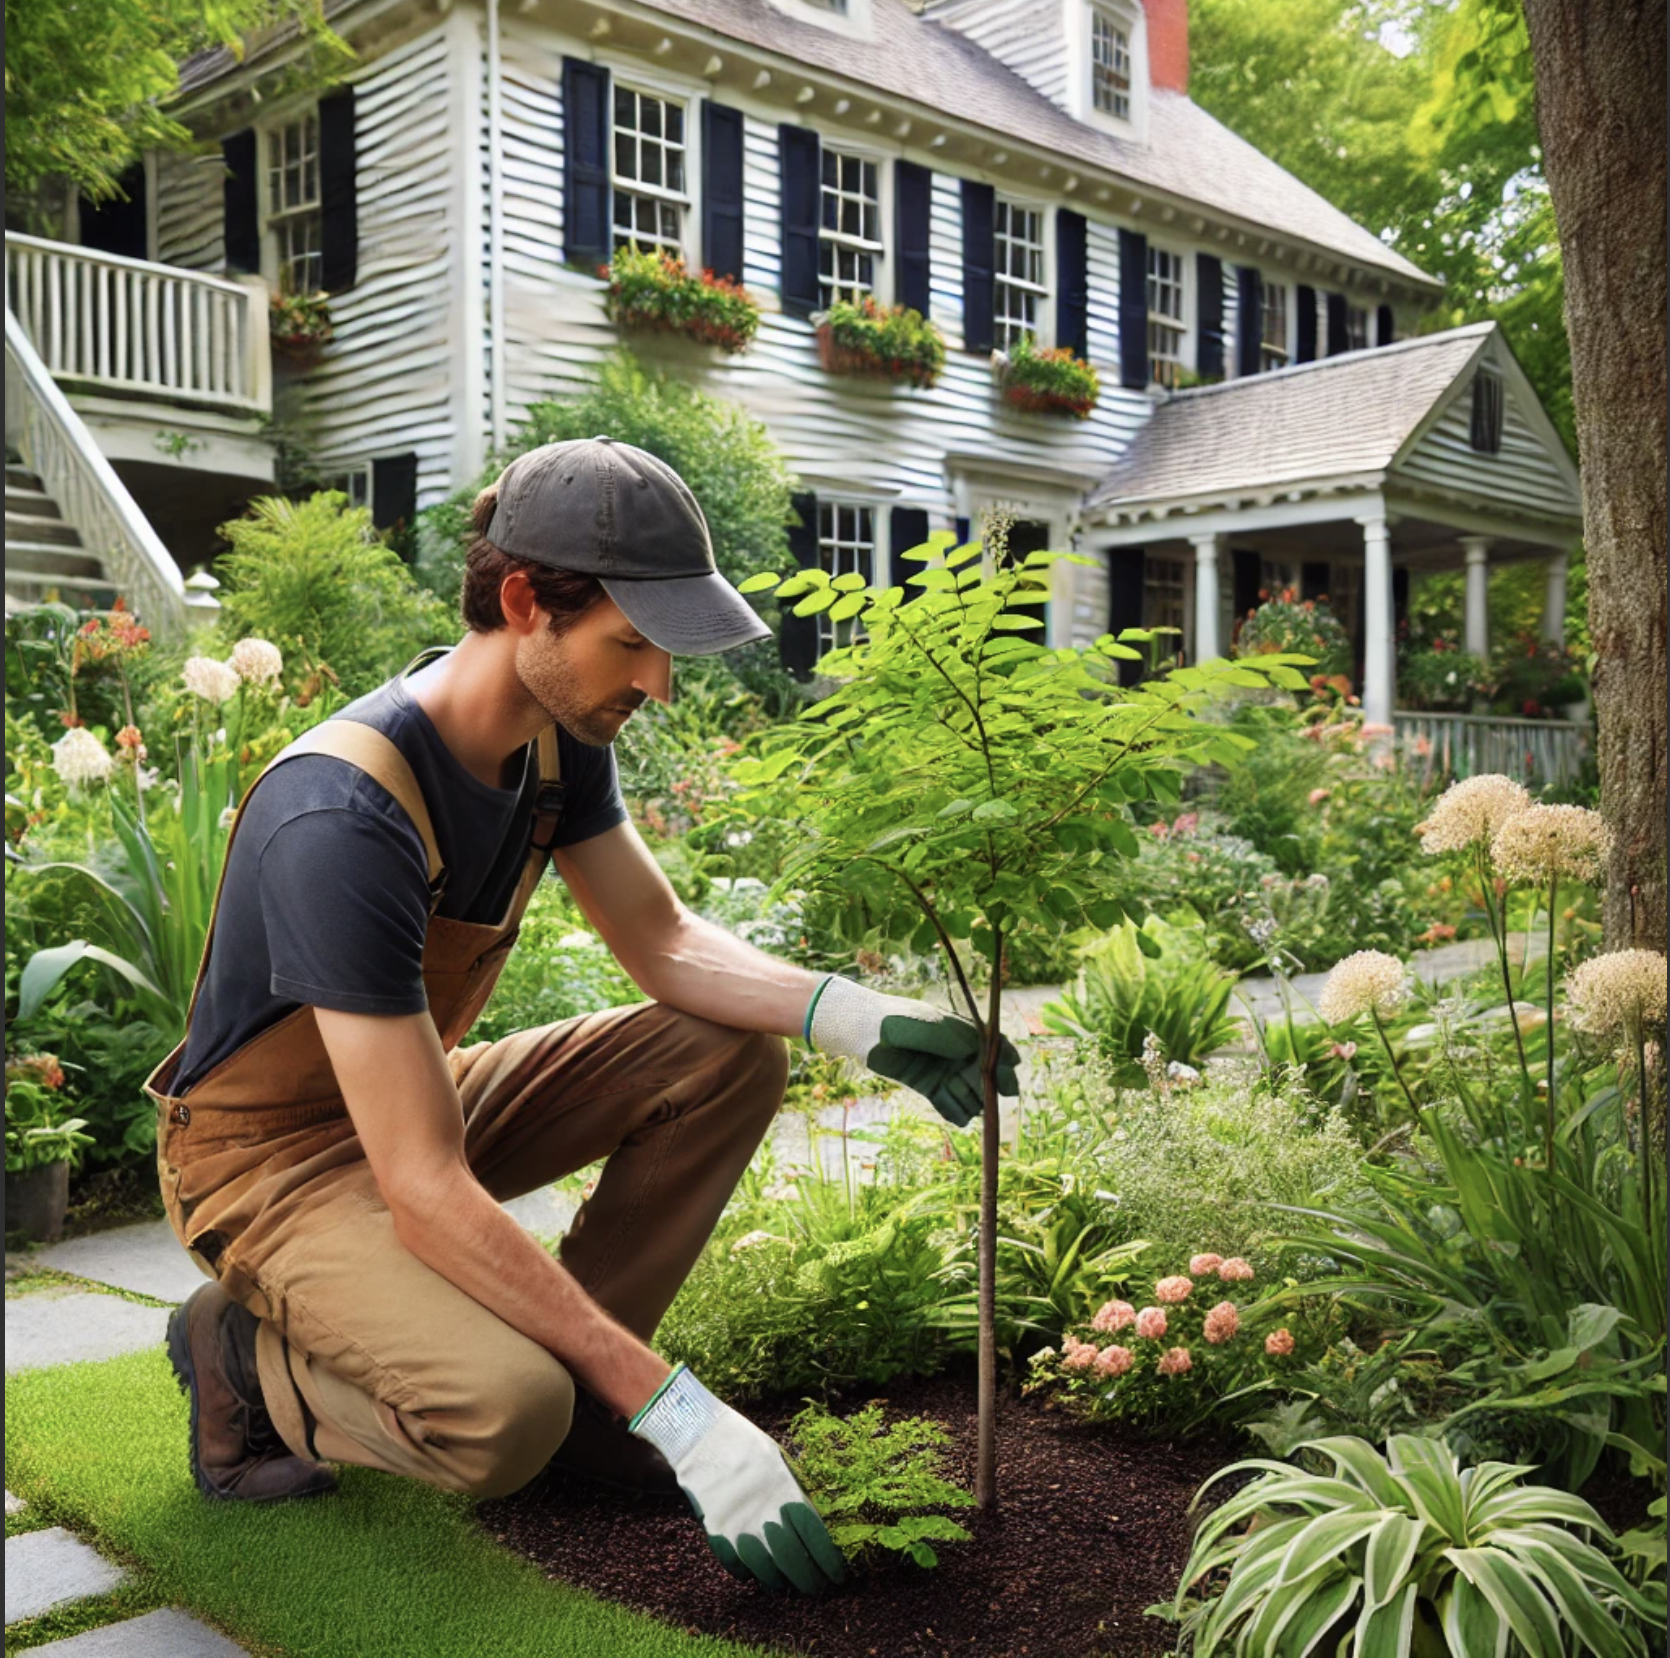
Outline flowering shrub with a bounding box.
[993,335,1101,418]
[602,245,760,353]
[1028,1256,1298,1435]
[1233,588,1353,679]
[1398,637,1491,711]
[815,297,946,388]
[4,1051,93,1173]
[1488,627,1587,717]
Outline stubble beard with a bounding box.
[513,628,618,748]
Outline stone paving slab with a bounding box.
[29,1608,251,1656]
[6,1489,25,1514]
[4,1291,171,1375]
[32,1223,209,1307]
[500,1186,579,1239]
[4,1526,127,1624]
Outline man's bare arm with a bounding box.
[313,1006,670,1418]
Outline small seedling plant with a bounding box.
[728,517,1309,1506]
[788,1400,975,1568]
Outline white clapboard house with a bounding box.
[4,0,1586,773]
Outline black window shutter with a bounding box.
[1325,292,1349,356]
[1231,547,1262,636]
[1236,267,1262,377]
[80,163,148,261]
[1376,304,1395,346]
[891,506,930,605]
[955,515,971,545]
[1117,228,1148,390]
[960,180,995,353]
[1056,208,1088,359]
[1196,253,1224,380]
[562,58,611,274]
[222,130,260,276]
[1106,548,1145,686]
[319,88,359,293]
[1295,284,1318,363]
[702,101,745,283]
[895,161,932,317]
[372,453,419,535]
[778,125,821,319]
[780,492,821,678]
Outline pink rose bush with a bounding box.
[1025,1253,1300,1433]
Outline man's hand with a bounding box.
[630,1365,845,1594]
[804,975,1020,1128]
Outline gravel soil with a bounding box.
[477,1364,1231,1658]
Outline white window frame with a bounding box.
[1259,277,1292,373]
[259,102,324,295]
[1070,0,1148,141]
[1344,302,1369,353]
[993,194,1051,355]
[1145,242,1190,388]
[764,0,873,32]
[817,142,887,310]
[610,81,692,259]
[322,465,372,513]
[815,500,881,656]
[1090,7,1134,121]
[1144,553,1188,640]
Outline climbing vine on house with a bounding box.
[723,514,1310,1508]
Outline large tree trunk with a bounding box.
[1521,0,1666,948]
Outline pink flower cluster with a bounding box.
[1135,1307,1168,1340]
[1203,1302,1239,1345]
[1154,1275,1194,1304]
[1265,1328,1295,1357]
[1157,1347,1193,1377]
[1188,1253,1223,1276]
[1189,1255,1254,1283]
[1094,1345,1134,1378]
[1091,1299,1136,1333]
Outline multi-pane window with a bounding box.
[1146,245,1186,387]
[267,113,322,293]
[818,149,881,308]
[612,87,687,255]
[994,199,1047,353]
[1091,10,1133,119]
[1259,279,1290,371]
[1345,304,1369,352]
[324,468,371,511]
[1144,557,1187,637]
[816,503,875,655]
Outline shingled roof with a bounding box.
[176,0,1435,288]
[1084,324,1495,510]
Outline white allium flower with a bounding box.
[50,726,113,789]
[1492,805,1613,886]
[228,637,283,686]
[1318,950,1408,1024]
[181,655,241,703]
[1417,774,1531,854]
[1567,950,1668,1038]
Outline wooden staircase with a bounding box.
[5,449,118,614]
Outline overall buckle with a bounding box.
[530,780,567,852]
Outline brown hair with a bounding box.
[458,482,608,636]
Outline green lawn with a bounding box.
[5,1348,768,1658]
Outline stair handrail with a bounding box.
[6,306,188,637]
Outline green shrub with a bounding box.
[1156,1434,1665,1656]
[4,1054,93,1173]
[787,1401,974,1568]
[214,493,457,700]
[1233,587,1353,678]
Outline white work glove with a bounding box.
[629,1364,845,1594]
[804,973,1020,1128]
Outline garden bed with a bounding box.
[478,1363,1231,1658]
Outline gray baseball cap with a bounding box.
[484,436,773,655]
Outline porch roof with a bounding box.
[1086,325,1506,517]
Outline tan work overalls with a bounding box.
[144,684,788,1498]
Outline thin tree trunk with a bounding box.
[975,931,1003,1509]
[1521,0,1667,948]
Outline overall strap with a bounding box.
[506,724,566,919]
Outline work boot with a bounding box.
[539,1386,681,1499]
[166,1283,338,1503]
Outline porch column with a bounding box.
[1190,532,1222,660]
[1358,511,1394,727]
[1542,551,1569,644]
[1460,535,1493,658]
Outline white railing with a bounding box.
[5,232,270,415]
[1395,709,1590,787]
[6,307,188,638]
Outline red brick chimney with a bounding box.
[1145,0,1189,94]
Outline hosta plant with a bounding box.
[1154,1433,1666,1656]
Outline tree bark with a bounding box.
[1521,0,1667,947]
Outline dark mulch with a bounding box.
[478,1364,1230,1658]
[1580,1465,1659,1538]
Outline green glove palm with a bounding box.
[806,976,1021,1128]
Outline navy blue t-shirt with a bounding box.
[174,666,628,1093]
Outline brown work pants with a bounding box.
[246,1001,786,1498]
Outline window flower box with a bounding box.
[813,297,946,389]
[602,246,760,354]
[269,288,334,366]
[993,337,1101,419]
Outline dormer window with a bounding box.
[1092,10,1133,119]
